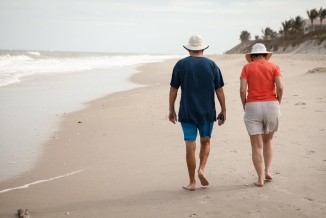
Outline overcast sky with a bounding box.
[0,0,324,54]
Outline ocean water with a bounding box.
[0,50,179,183]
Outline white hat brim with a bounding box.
[245,52,273,62]
[183,45,209,51]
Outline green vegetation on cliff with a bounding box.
[226,7,326,54]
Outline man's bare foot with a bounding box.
[198,170,209,186]
[183,183,196,191]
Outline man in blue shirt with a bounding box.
[169,35,226,191]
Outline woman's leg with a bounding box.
[263,132,274,180]
[250,134,265,187]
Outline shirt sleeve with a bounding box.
[214,64,224,89]
[170,61,181,89]
[240,65,248,79]
[274,64,281,77]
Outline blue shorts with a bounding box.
[181,122,214,141]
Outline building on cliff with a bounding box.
[304,18,326,34]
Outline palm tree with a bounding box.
[281,19,293,36]
[240,30,251,42]
[293,16,304,34]
[307,9,319,31]
[319,7,326,26]
[262,27,277,40]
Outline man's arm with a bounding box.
[240,78,247,110]
[215,87,226,125]
[169,87,178,124]
[275,76,283,104]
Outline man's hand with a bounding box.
[169,87,178,124]
[169,110,177,124]
[215,88,226,126]
[217,111,226,126]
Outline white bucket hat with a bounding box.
[245,43,272,62]
[183,35,209,51]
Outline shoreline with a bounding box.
[1,55,326,217]
[0,65,141,183]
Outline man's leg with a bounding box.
[263,132,274,180]
[184,140,196,191]
[198,136,210,186]
[250,134,264,187]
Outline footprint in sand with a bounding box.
[304,197,314,201]
[306,150,315,155]
[200,195,212,204]
[306,67,326,74]
[189,213,198,217]
[295,102,306,106]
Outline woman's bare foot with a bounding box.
[198,170,209,186]
[265,173,273,180]
[254,181,264,187]
[254,177,264,187]
[183,183,196,191]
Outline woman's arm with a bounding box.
[240,78,247,110]
[275,76,283,104]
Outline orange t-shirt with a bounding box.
[240,60,281,102]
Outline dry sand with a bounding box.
[0,54,326,218]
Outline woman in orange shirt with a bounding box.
[240,43,284,187]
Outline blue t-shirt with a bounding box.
[170,56,224,124]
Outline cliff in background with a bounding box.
[225,30,326,54]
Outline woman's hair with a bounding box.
[251,54,267,58]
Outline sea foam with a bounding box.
[0,51,180,87]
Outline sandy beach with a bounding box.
[0,54,326,217]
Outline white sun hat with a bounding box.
[245,43,273,62]
[183,35,209,51]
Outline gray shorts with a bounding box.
[244,101,280,135]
